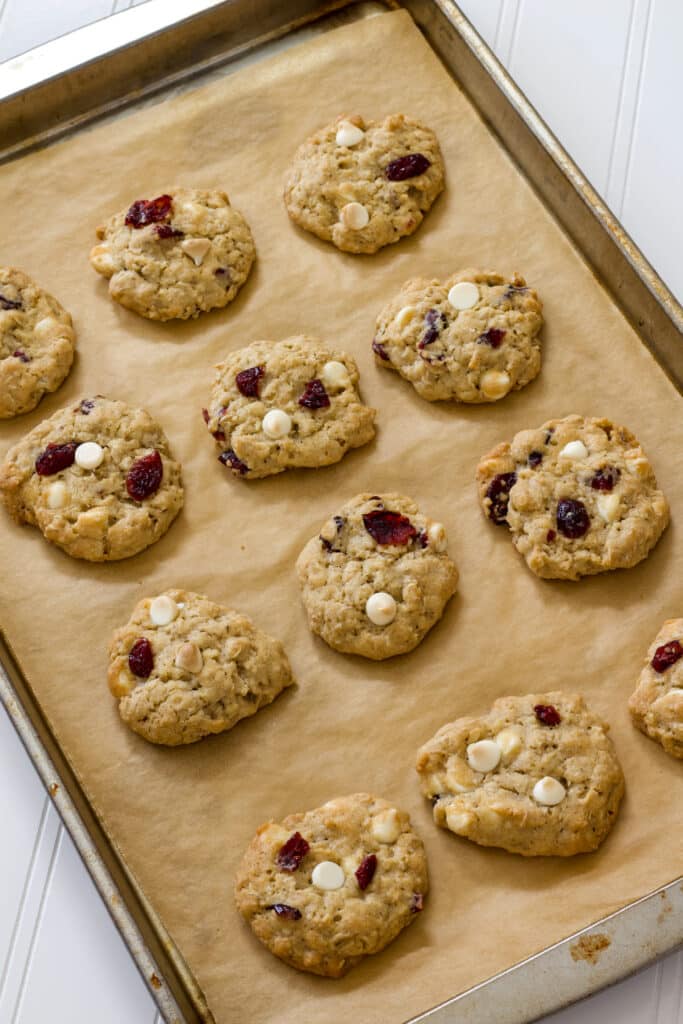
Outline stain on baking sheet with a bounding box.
[48,782,59,796]
[150,973,162,990]
[570,933,611,964]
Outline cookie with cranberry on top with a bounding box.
[284,113,444,254]
[629,620,683,758]
[0,396,183,560]
[90,187,254,320]
[234,793,428,977]
[296,492,458,659]
[477,414,669,580]
[373,269,542,403]
[417,692,624,856]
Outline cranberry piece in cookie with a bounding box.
[556,498,590,539]
[484,472,516,525]
[235,365,265,398]
[126,450,163,501]
[125,194,173,228]
[363,508,417,546]
[277,832,310,872]
[355,854,377,890]
[385,153,431,180]
[35,442,78,476]
[298,379,330,410]
[128,637,154,678]
[651,640,683,674]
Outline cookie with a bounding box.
[283,114,445,254]
[296,492,458,659]
[416,692,624,857]
[628,620,683,759]
[89,188,255,320]
[205,336,376,480]
[234,793,428,977]
[108,589,294,746]
[0,396,183,561]
[0,267,75,419]
[477,414,669,580]
[373,269,542,402]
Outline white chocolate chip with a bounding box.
[75,441,104,471]
[175,642,203,674]
[365,591,397,626]
[47,481,69,509]
[371,809,401,844]
[34,316,58,339]
[427,521,446,551]
[597,492,621,523]
[262,409,292,439]
[395,305,417,328]
[340,202,369,230]
[149,595,179,626]
[495,727,523,758]
[181,237,211,266]
[532,776,566,806]
[321,360,349,390]
[480,369,511,400]
[448,281,479,310]
[559,440,588,460]
[446,807,474,833]
[335,121,364,147]
[75,506,108,537]
[89,243,116,275]
[311,861,345,890]
[466,739,502,773]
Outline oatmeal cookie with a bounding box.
[417,692,624,856]
[373,269,542,402]
[108,589,294,745]
[629,619,683,758]
[296,492,458,659]
[205,336,376,479]
[234,793,428,977]
[90,188,255,320]
[0,267,75,418]
[476,414,669,580]
[0,396,183,560]
[283,113,444,254]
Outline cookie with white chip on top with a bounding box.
[629,619,683,758]
[108,589,294,746]
[416,692,624,856]
[234,793,428,977]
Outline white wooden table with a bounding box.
[1,2,681,1022]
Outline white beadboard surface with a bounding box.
[0,2,681,1023]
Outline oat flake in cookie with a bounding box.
[417,692,624,857]
[89,187,255,320]
[205,336,376,479]
[0,397,183,561]
[283,114,445,254]
[296,492,458,659]
[0,267,75,419]
[234,793,428,977]
[476,414,669,580]
[373,269,542,402]
[109,589,294,746]
[629,619,683,759]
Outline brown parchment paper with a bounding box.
[1,10,682,1023]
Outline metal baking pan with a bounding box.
[1,2,681,1022]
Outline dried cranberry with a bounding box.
[128,637,154,678]
[528,450,543,467]
[363,509,417,546]
[546,529,556,542]
[126,450,163,501]
[485,472,517,525]
[12,349,30,363]
[417,530,428,548]
[78,399,95,415]
[355,854,377,891]
[218,449,248,476]
[155,224,184,240]
[299,379,330,410]
[235,365,265,398]
[651,640,683,673]
[277,832,310,872]
[201,408,210,424]
[556,498,590,539]
[534,704,561,727]
[419,308,448,349]
[125,194,173,228]
[35,442,78,476]
[372,339,390,361]
[0,293,22,310]
[478,328,506,348]
[385,153,431,180]
[268,904,301,920]
[410,893,424,913]
[590,466,621,491]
